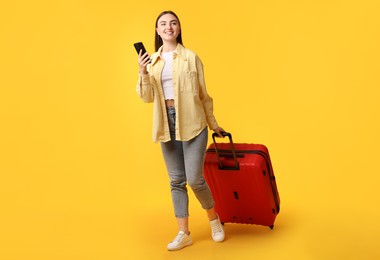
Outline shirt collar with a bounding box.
[150,43,187,65]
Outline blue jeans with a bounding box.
[161,107,215,218]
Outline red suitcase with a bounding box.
[204,132,280,229]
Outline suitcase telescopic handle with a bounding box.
[212,132,239,170]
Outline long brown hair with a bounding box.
[154,10,184,52]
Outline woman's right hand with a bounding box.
[138,49,151,75]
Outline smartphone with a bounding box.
[134,42,147,56]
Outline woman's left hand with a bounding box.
[213,127,226,138]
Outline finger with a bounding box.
[142,58,150,66]
[139,56,150,67]
[143,58,151,66]
[143,55,150,62]
[141,52,149,59]
[215,129,223,138]
[219,128,227,138]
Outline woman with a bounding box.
[136,10,225,251]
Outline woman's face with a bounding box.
[156,13,180,43]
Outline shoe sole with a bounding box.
[167,240,193,251]
[213,237,225,242]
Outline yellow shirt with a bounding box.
[136,43,219,142]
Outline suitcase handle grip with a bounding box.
[212,132,239,170]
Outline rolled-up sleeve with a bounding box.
[136,73,154,103]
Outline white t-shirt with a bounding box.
[161,51,175,100]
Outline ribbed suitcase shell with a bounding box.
[204,138,280,228]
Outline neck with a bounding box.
[162,41,178,52]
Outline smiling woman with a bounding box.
[135,10,226,251]
[154,11,183,52]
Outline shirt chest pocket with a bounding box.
[179,71,198,93]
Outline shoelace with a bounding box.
[210,219,222,234]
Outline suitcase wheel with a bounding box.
[269,225,274,229]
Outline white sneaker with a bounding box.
[210,215,225,242]
[167,231,193,251]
